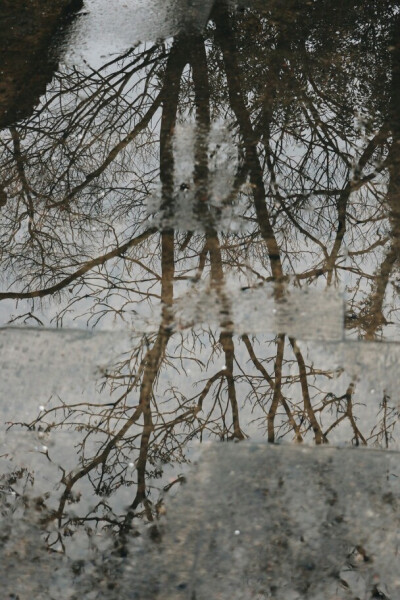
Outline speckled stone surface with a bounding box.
[135,444,400,600]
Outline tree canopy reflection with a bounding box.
[1,0,400,564]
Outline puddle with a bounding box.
[1,0,400,596]
[63,0,215,66]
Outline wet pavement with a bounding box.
[1,0,400,598]
[136,444,400,600]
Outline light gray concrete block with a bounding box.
[137,444,400,600]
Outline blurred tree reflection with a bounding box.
[1,0,400,562]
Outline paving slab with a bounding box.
[135,444,400,600]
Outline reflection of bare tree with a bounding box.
[2,0,400,554]
[1,3,398,322]
[361,14,400,340]
[0,0,83,128]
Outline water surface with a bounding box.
[1,1,400,597]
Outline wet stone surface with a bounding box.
[1,0,400,597]
[135,444,400,600]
